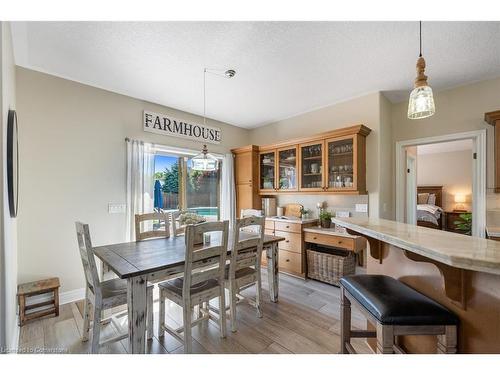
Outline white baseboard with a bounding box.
[10,325,19,353]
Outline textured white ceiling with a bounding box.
[417,139,473,155]
[10,21,500,128]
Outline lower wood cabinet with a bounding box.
[262,218,316,278]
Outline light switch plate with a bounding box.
[336,211,350,218]
[108,203,126,214]
[355,204,368,213]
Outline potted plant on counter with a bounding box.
[319,210,333,228]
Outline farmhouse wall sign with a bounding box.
[143,110,221,144]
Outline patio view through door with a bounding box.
[154,152,221,221]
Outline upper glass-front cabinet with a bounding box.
[277,147,298,191]
[299,142,324,191]
[326,136,357,191]
[259,151,276,191]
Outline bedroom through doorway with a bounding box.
[395,130,487,238]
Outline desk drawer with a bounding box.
[274,230,302,253]
[278,249,302,275]
[304,232,354,250]
[274,221,301,233]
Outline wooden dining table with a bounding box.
[92,232,285,354]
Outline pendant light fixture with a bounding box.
[192,68,236,171]
[407,21,435,120]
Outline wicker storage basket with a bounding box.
[306,249,356,286]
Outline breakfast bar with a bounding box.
[332,216,500,354]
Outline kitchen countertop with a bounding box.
[265,216,318,224]
[332,216,500,275]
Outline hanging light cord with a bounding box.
[419,20,422,57]
[203,68,207,126]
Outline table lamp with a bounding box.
[454,194,466,212]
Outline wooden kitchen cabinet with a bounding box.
[254,124,371,195]
[485,110,500,193]
[231,145,261,216]
[262,218,317,278]
[325,133,366,193]
[299,140,325,192]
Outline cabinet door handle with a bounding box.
[286,225,290,228]
[285,240,290,243]
[313,236,317,239]
[286,259,290,262]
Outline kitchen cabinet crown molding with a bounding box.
[258,124,371,151]
[484,110,500,126]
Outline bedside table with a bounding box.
[444,211,471,235]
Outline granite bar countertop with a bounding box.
[332,217,500,275]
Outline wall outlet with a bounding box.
[108,203,126,214]
[355,204,368,213]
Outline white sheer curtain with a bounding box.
[125,139,155,241]
[220,153,236,228]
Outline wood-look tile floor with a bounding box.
[18,271,372,354]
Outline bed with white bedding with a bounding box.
[416,186,443,229]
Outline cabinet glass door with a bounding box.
[326,137,355,190]
[259,151,276,191]
[300,142,324,190]
[278,147,298,191]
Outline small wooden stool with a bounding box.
[17,277,60,326]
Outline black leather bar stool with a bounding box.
[339,275,459,354]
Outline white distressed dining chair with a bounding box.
[170,210,186,237]
[225,216,265,332]
[240,209,263,218]
[157,220,229,353]
[135,212,170,241]
[75,222,154,353]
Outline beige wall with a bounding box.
[16,67,249,293]
[391,76,500,220]
[417,150,473,211]
[250,92,392,218]
[0,22,17,349]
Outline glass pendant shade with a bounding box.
[407,85,435,119]
[191,145,218,171]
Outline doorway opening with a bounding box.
[396,130,486,237]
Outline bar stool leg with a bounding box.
[437,325,458,354]
[376,323,394,354]
[340,287,351,354]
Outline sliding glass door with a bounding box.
[153,152,221,221]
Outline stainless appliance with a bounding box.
[261,197,277,217]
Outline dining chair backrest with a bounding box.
[229,216,265,278]
[183,221,229,298]
[240,209,263,219]
[135,212,170,241]
[75,222,101,297]
[170,210,185,237]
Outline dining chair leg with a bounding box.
[219,284,227,338]
[82,295,91,342]
[229,282,238,333]
[183,303,193,354]
[147,288,154,340]
[255,271,263,318]
[158,291,165,338]
[91,305,102,354]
